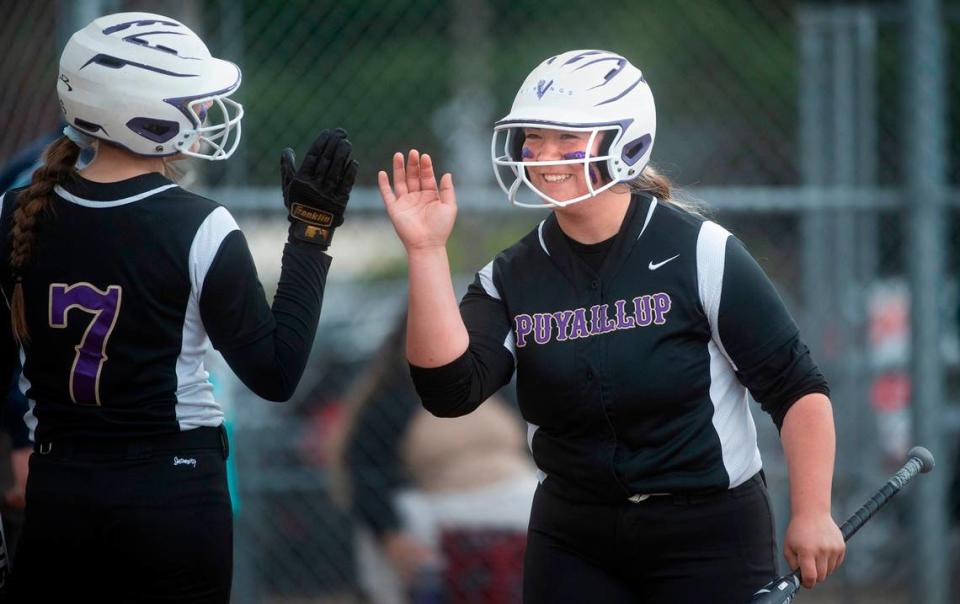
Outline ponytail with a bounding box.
[10,135,80,341]
[627,164,710,218]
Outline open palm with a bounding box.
[378,150,457,251]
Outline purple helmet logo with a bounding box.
[535,79,553,99]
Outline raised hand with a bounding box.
[378,150,457,252]
[280,127,359,249]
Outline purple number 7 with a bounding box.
[49,283,123,405]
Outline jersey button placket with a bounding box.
[585,278,599,385]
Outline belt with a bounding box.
[627,471,765,504]
[627,493,670,503]
[34,425,229,460]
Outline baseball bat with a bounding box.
[746,446,935,604]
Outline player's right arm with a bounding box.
[198,228,328,401]
[379,151,514,417]
[379,150,466,366]
[199,130,357,402]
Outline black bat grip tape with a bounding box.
[838,457,922,542]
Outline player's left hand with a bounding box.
[783,512,845,589]
[382,531,440,585]
[3,447,29,510]
[280,127,359,249]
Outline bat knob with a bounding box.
[907,446,935,473]
[749,574,800,603]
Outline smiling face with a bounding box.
[521,127,605,202]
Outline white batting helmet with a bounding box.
[492,49,656,208]
[58,12,243,160]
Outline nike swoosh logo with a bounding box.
[648,254,680,270]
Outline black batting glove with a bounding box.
[280,127,359,249]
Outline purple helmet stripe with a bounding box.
[575,56,625,73]
[595,74,645,106]
[80,54,198,77]
[562,50,604,66]
[123,32,203,60]
[495,118,634,132]
[103,19,180,35]
[578,57,628,89]
[164,78,241,126]
[546,56,557,65]
[124,30,186,40]
[123,31,188,55]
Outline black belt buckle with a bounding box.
[218,424,230,460]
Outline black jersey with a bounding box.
[0,173,330,443]
[412,194,828,503]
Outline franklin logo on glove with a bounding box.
[280,127,359,250]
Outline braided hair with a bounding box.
[10,135,80,341]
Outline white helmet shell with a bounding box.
[491,50,656,208]
[58,12,243,160]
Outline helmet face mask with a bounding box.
[491,50,656,209]
[172,93,244,160]
[492,123,623,208]
[58,12,244,161]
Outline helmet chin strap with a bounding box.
[508,174,524,205]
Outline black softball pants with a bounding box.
[8,426,232,604]
[523,472,778,604]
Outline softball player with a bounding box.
[0,13,356,603]
[379,50,845,603]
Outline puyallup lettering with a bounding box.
[514,292,672,348]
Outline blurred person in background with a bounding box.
[0,371,29,596]
[0,12,357,603]
[0,371,30,528]
[379,49,844,603]
[334,312,535,604]
[948,425,960,593]
[0,132,66,193]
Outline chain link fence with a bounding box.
[2,1,959,603]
